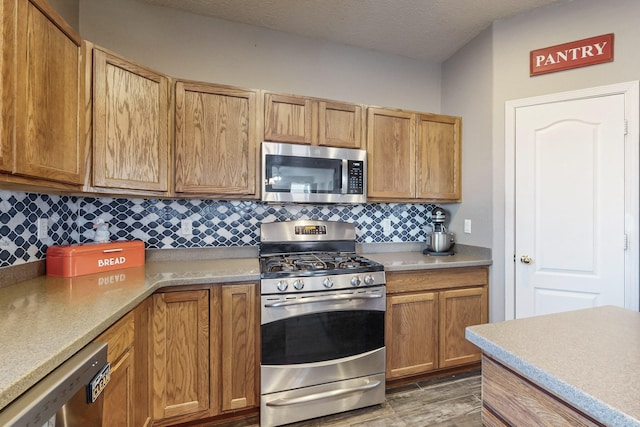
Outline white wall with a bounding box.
[78,0,442,112]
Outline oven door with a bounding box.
[260,286,385,394]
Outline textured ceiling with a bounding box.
[136,0,567,62]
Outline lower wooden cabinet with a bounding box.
[439,287,487,368]
[151,283,259,426]
[219,284,258,411]
[385,267,489,380]
[103,347,134,426]
[134,295,153,427]
[95,311,135,426]
[386,291,438,378]
[152,289,211,422]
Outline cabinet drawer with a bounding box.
[386,267,488,294]
[96,311,134,362]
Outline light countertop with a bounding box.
[0,258,259,412]
[0,247,491,413]
[366,251,492,271]
[466,306,640,426]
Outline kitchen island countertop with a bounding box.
[466,305,640,426]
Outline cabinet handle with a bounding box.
[264,293,382,308]
[266,381,381,406]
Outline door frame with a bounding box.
[504,81,640,320]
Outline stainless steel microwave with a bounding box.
[262,142,367,203]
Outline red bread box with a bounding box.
[46,240,145,277]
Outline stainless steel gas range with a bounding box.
[259,220,386,427]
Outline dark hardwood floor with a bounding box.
[214,371,481,427]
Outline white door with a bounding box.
[514,94,627,318]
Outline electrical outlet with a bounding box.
[382,219,392,234]
[181,219,193,236]
[37,218,48,240]
[464,219,472,234]
[0,237,10,248]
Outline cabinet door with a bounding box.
[134,297,153,427]
[318,101,363,149]
[366,108,416,199]
[92,46,170,192]
[96,311,135,427]
[416,113,462,201]
[15,0,84,184]
[175,81,258,195]
[220,284,258,411]
[264,93,313,144]
[439,287,487,368]
[386,291,438,379]
[103,348,134,427]
[0,0,15,172]
[152,290,210,421]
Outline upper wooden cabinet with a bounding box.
[264,93,312,145]
[264,92,364,148]
[90,44,171,194]
[174,81,260,197]
[13,0,85,184]
[367,107,461,202]
[416,113,462,201]
[318,100,364,148]
[0,0,15,173]
[366,108,416,199]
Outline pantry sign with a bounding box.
[530,33,614,76]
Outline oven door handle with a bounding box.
[264,293,383,307]
[265,380,381,407]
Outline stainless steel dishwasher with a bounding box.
[0,342,110,427]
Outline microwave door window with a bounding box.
[265,156,342,194]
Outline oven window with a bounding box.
[265,154,342,194]
[261,310,384,365]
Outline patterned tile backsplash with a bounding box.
[0,190,437,268]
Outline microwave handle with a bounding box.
[341,159,348,194]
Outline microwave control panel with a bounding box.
[347,160,364,194]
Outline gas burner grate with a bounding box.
[260,252,384,279]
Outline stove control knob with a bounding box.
[323,278,334,289]
[364,275,375,286]
[276,280,289,292]
[293,279,305,290]
[351,276,362,287]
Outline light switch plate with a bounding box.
[382,219,392,234]
[181,219,193,236]
[37,218,48,240]
[464,219,472,234]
